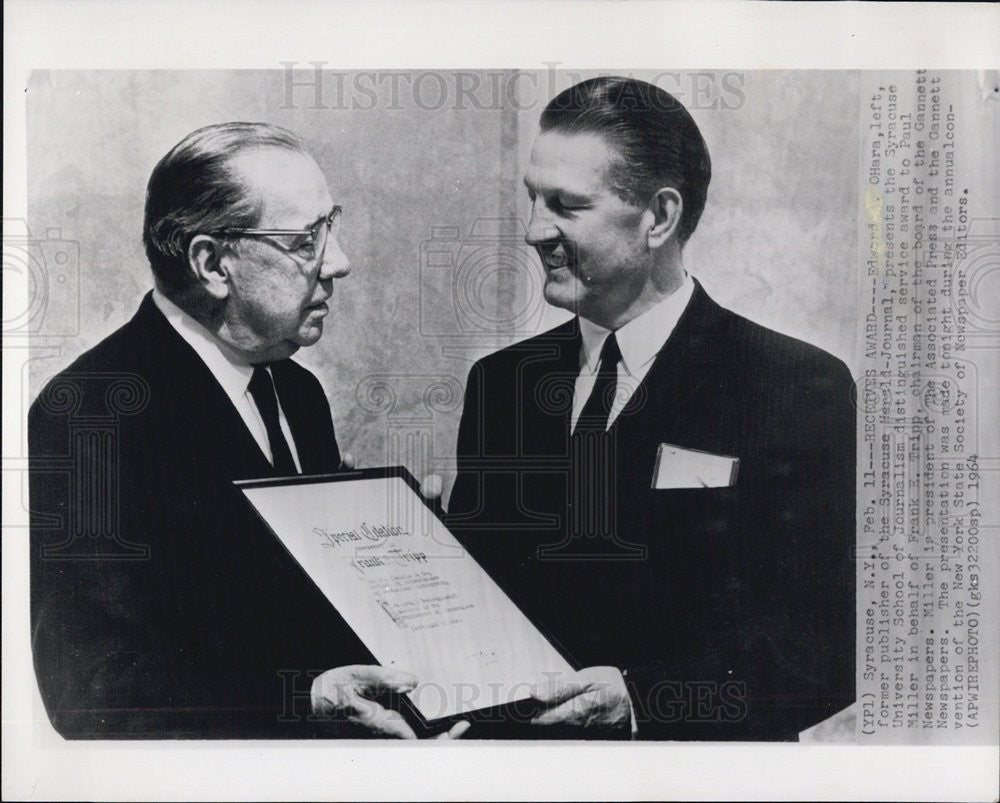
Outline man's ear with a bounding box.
[187,235,230,300]
[646,187,683,249]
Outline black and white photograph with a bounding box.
[3,2,998,800]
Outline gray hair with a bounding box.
[142,122,307,292]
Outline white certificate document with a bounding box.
[237,469,574,721]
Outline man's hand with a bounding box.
[340,462,442,509]
[311,665,469,739]
[530,666,633,737]
[420,473,445,516]
[420,473,443,501]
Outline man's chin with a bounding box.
[255,341,301,363]
[293,326,323,348]
[543,277,584,313]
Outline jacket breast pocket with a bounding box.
[633,484,745,541]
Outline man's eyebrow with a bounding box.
[302,207,335,230]
[523,174,557,194]
[522,175,590,201]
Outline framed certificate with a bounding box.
[235,467,575,730]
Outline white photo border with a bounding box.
[4,2,999,800]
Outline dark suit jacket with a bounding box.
[448,281,856,740]
[29,293,371,738]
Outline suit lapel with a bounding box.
[133,294,277,480]
[522,318,581,453]
[271,360,339,473]
[610,280,731,447]
[522,289,732,460]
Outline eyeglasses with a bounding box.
[216,205,342,263]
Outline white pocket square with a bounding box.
[651,443,740,489]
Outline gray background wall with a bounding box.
[26,69,859,501]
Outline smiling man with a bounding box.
[448,77,856,740]
[29,123,448,739]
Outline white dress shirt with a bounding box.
[152,290,302,471]
[572,274,695,432]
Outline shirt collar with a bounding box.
[151,289,256,399]
[578,273,695,374]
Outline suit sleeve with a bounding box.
[30,396,202,737]
[448,362,482,523]
[449,359,522,532]
[448,360,524,568]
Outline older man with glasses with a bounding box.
[29,122,463,740]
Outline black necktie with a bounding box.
[248,366,298,475]
[573,332,621,435]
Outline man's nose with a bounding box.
[525,201,559,246]
[319,236,350,280]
